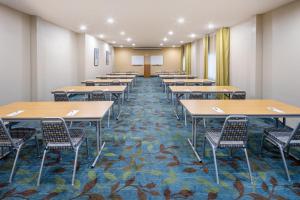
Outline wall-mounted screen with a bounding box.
[150,55,163,66]
[131,56,144,66]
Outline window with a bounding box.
[208,34,216,80]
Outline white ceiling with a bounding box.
[0,0,293,47]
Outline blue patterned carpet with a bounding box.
[1,77,300,199]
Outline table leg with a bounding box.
[91,120,105,168]
[187,118,202,162]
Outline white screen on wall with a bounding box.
[131,56,144,66]
[150,55,163,66]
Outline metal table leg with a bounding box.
[187,118,202,162]
[91,120,105,168]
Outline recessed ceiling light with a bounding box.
[80,25,87,31]
[189,33,196,38]
[177,18,185,24]
[126,38,132,42]
[107,18,114,24]
[132,43,136,46]
[172,45,176,48]
[208,24,215,29]
[98,34,104,38]
[160,43,164,46]
[120,31,125,35]
[163,37,168,42]
[120,45,124,48]
[168,31,174,35]
[180,41,184,44]
[112,41,116,44]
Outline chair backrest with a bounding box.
[287,122,300,146]
[218,115,248,147]
[53,91,69,101]
[90,90,106,101]
[111,80,121,85]
[0,119,14,147]
[231,91,246,100]
[41,118,74,149]
[189,93,204,100]
[176,81,185,86]
[203,82,213,86]
[85,81,95,86]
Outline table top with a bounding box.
[108,72,139,75]
[52,86,126,93]
[159,75,197,79]
[180,99,300,117]
[169,86,240,93]
[0,101,113,120]
[163,79,215,84]
[96,75,136,79]
[81,79,133,84]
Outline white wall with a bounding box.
[33,17,79,101]
[230,16,262,98]
[0,5,31,105]
[84,35,114,79]
[262,0,300,126]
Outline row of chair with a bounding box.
[53,91,106,102]
[0,118,87,186]
[203,115,300,184]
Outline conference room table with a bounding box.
[159,74,197,79]
[180,99,300,162]
[81,79,133,94]
[162,79,215,93]
[96,75,137,86]
[52,85,126,120]
[107,72,139,75]
[0,101,113,167]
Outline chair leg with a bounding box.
[260,134,266,155]
[37,149,47,186]
[279,146,291,182]
[202,137,206,158]
[244,148,253,184]
[9,145,23,183]
[72,147,79,186]
[85,138,89,157]
[35,135,40,157]
[212,147,219,184]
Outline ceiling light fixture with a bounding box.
[189,33,196,38]
[126,38,132,42]
[180,41,184,44]
[208,23,215,29]
[160,43,164,46]
[172,45,176,48]
[112,41,116,44]
[168,31,174,35]
[177,17,185,24]
[120,45,124,48]
[107,18,115,24]
[120,31,125,35]
[80,25,87,31]
[163,37,168,42]
[98,34,104,38]
[132,43,136,46]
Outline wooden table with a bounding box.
[162,79,215,93]
[180,99,300,162]
[108,72,139,75]
[52,86,126,119]
[97,75,137,85]
[159,75,197,79]
[81,79,133,93]
[0,101,113,167]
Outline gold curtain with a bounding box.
[181,46,184,73]
[203,35,209,79]
[216,27,230,86]
[184,43,192,75]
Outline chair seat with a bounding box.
[206,129,245,148]
[264,127,300,146]
[47,128,85,150]
[0,128,36,147]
